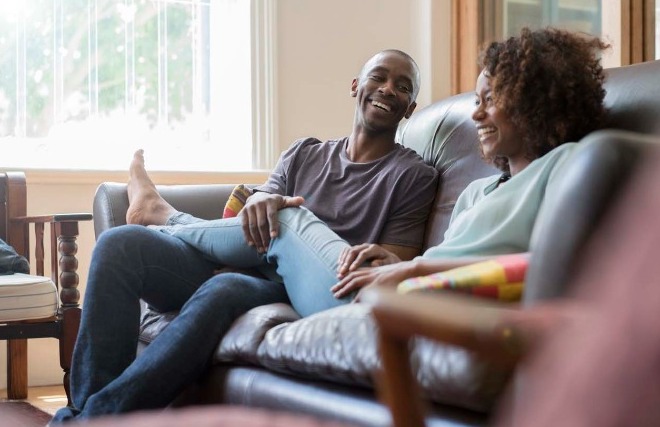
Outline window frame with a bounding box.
[451,0,657,95]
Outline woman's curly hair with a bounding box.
[478,27,610,172]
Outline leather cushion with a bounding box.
[215,303,301,365]
[142,302,508,412]
[255,303,510,412]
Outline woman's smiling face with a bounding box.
[472,70,527,173]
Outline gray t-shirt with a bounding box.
[255,137,438,248]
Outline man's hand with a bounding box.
[336,243,402,278]
[240,192,304,252]
[331,260,415,301]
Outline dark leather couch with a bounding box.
[92,59,660,427]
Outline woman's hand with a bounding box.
[331,260,415,301]
[336,243,402,278]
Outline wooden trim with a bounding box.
[643,0,656,60]
[451,0,482,95]
[630,0,656,63]
[622,0,632,65]
[612,0,655,66]
[456,0,656,77]
[451,0,459,94]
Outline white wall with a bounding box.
[275,0,451,154]
[0,0,452,391]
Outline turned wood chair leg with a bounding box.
[56,221,83,407]
[375,330,427,427]
[60,307,81,406]
[7,339,28,400]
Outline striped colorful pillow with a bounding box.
[397,253,529,301]
[222,184,252,218]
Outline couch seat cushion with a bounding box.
[255,303,512,413]
[141,302,511,413]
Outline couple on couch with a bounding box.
[53,28,609,423]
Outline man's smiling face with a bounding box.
[351,51,419,133]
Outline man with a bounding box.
[52,49,438,422]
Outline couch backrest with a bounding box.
[603,60,660,135]
[525,130,658,303]
[524,60,660,302]
[397,92,499,250]
[399,59,660,254]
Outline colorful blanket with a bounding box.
[397,253,529,301]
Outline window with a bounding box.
[483,0,602,44]
[0,0,268,172]
[453,0,655,94]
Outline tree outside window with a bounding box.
[0,0,254,171]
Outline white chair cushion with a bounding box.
[0,273,58,322]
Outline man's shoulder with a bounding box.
[389,144,438,176]
[284,137,346,159]
[291,136,345,150]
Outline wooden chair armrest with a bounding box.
[12,213,93,224]
[10,213,92,308]
[364,288,527,363]
[363,288,574,427]
[362,288,528,427]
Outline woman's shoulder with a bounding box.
[461,173,504,199]
[544,142,578,161]
[523,142,578,175]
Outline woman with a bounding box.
[162,27,610,306]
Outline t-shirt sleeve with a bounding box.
[253,138,308,196]
[377,166,439,249]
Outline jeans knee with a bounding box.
[94,225,159,261]
[277,206,317,228]
[194,272,286,308]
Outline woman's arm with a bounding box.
[336,243,420,278]
[331,255,520,300]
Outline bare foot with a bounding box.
[126,150,177,225]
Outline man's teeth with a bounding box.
[372,101,391,112]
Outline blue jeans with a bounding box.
[52,225,290,422]
[53,207,353,422]
[159,206,353,317]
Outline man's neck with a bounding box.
[346,131,398,163]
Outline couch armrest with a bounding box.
[93,182,242,239]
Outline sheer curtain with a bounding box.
[0,0,255,171]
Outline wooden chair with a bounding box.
[366,288,528,427]
[0,171,92,402]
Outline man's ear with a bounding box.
[404,101,417,119]
[350,78,358,97]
